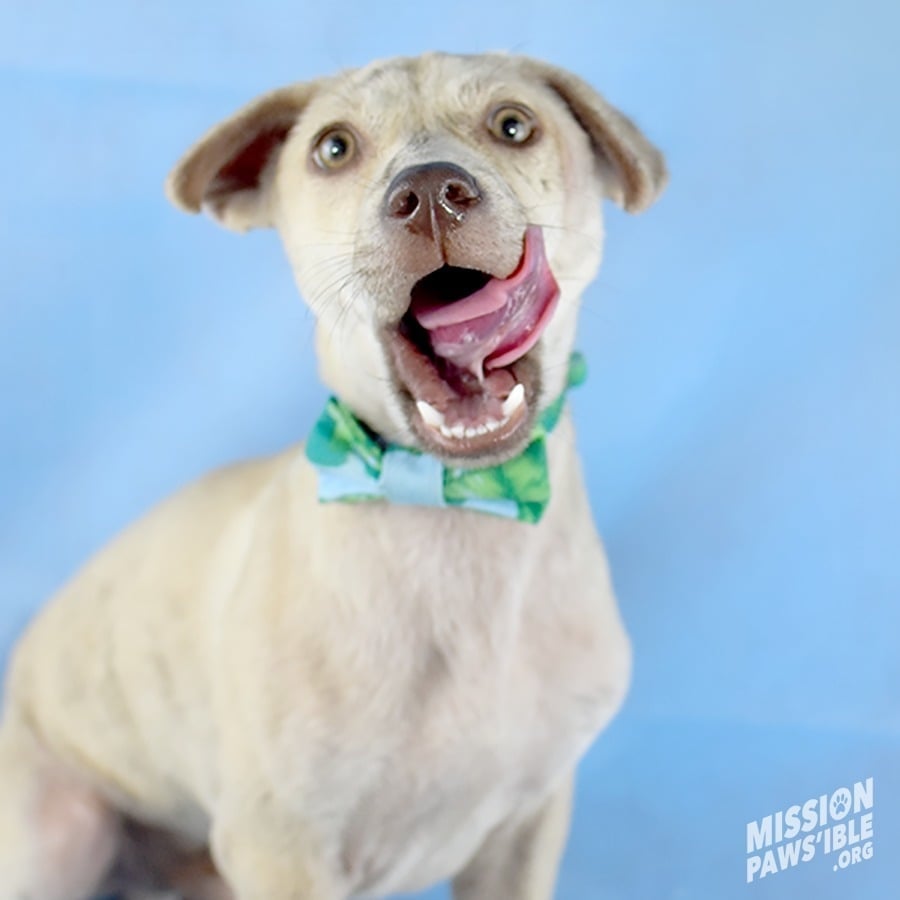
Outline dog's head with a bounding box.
[167,53,666,464]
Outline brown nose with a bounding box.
[383,162,482,239]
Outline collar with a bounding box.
[305,352,586,524]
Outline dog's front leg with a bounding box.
[211,809,344,900]
[452,774,574,900]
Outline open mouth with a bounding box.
[386,226,560,459]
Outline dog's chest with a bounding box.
[342,642,604,895]
[281,505,625,894]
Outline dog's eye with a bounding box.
[312,127,357,170]
[487,104,538,146]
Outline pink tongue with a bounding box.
[410,226,559,379]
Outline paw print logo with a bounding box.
[830,788,852,820]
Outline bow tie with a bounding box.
[305,353,586,524]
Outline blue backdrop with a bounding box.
[1,1,898,897]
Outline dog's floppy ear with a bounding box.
[531,61,667,213]
[166,82,318,232]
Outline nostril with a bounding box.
[391,189,420,219]
[443,180,481,208]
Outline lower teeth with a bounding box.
[437,419,502,440]
[501,383,525,418]
[416,385,525,441]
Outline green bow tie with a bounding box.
[305,353,587,524]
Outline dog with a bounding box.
[0,52,665,900]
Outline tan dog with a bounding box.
[0,52,665,900]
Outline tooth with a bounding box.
[450,423,466,439]
[416,400,445,429]
[475,424,488,436]
[440,424,454,438]
[464,426,478,438]
[501,383,525,419]
[484,419,499,432]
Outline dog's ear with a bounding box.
[530,61,667,213]
[166,83,318,232]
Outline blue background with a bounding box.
[1,1,898,897]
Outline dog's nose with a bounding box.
[384,162,482,238]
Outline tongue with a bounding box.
[410,226,559,379]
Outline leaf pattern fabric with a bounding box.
[305,353,586,524]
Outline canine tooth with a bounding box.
[416,400,445,429]
[501,383,525,418]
